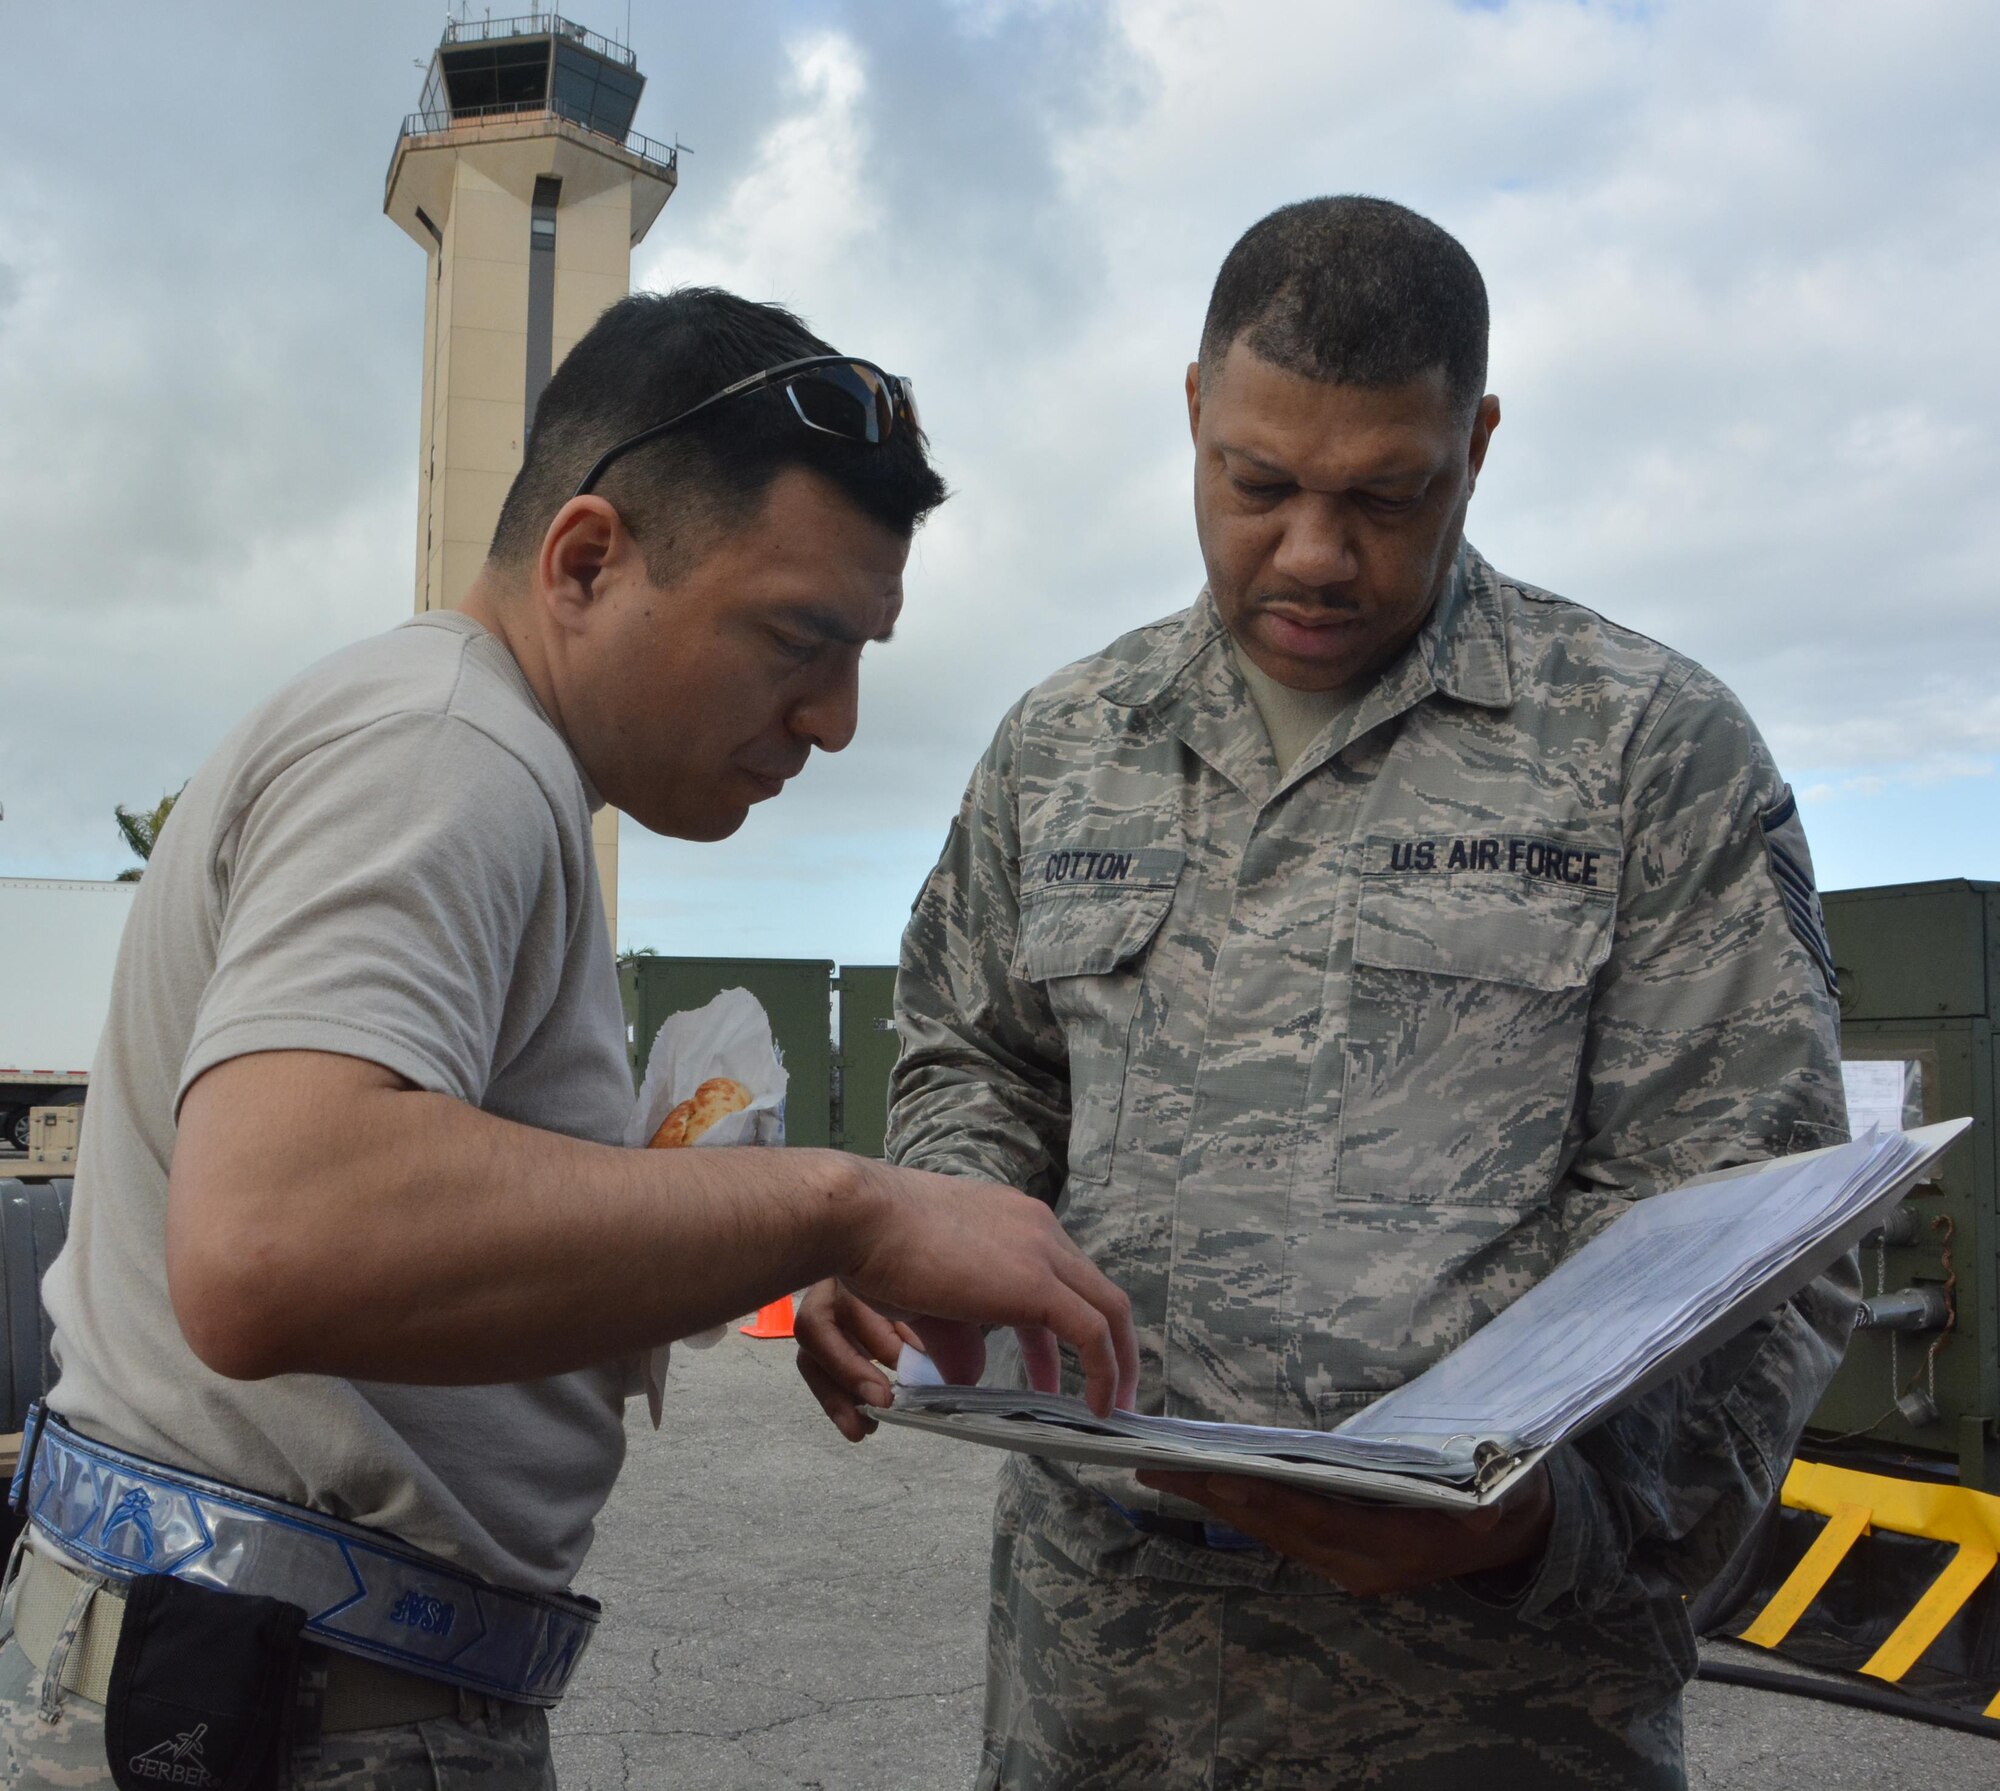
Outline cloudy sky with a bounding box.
[2,0,1994,966]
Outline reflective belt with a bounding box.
[10,1406,598,1708]
[7,1545,466,1728]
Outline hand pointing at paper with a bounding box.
[794,1277,1086,1444]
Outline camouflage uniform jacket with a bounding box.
[888,543,1853,1620]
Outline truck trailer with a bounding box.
[0,877,136,1151]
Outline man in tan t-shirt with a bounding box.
[5,289,1136,1788]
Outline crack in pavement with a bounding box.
[559,1677,983,1748]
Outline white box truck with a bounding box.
[0,878,137,1152]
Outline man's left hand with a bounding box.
[1133,1463,1553,1598]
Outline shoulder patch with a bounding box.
[1761,787,1837,997]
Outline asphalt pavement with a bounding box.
[553,1329,1995,1789]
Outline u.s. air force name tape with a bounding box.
[12,1407,596,1707]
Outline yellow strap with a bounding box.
[1860,1544,1997,1683]
[1738,1501,1872,1648]
[1758,1463,2000,1703]
[1783,1459,2000,1551]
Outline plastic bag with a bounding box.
[627,988,788,1424]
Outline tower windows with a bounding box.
[524,176,561,444]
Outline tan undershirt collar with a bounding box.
[1230,637,1360,779]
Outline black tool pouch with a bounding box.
[104,1575,306,1791]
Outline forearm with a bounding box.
[169,1059,873,1384]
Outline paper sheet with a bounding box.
[880,1121,1971,1498]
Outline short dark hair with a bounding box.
[490,287,947,576]
[1198,197,1488,414]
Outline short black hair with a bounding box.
[1198,197,1488,414]
[491,287,947,575]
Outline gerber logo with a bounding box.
[127,1724,219,1786]
[388,1587,456,1638]
[102,1486,158,1563]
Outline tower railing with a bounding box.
[387,101,679,200]
[440,12,636,67]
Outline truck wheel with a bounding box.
[3,1110,26,1152]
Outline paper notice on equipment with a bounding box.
[1841,1060,1908,1135]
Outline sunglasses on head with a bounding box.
[572,355,921,498]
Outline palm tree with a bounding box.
[114,788,184,881]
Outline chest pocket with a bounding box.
[1014,847,1184,1186]
[1338,853,1617,1209]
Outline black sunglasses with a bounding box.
[572,354,920,498]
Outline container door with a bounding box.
[836,966,899,1159]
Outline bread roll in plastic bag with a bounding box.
[626,987,787,1424]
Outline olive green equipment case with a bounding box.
[1810,879,2000,1489]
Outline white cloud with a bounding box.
[1801,757,1996,804]
[665,0,2000,953]
[650,33,877,305]
[3,0,1996,944]
[0,163,413,875]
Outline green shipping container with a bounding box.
[835,965,899,1160]
[1807,880,2000,1489]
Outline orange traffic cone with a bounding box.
[740,1296,795,1340]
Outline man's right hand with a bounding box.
[169,1051,1135,1397]
[797,1165,1134,1440]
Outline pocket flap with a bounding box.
[1353,852,1617,992]
[1014,849,1184,982]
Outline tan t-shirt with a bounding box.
[43,612,633,1595]
[1230,637,1359,777]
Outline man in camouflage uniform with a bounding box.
[795,197,1851,1788]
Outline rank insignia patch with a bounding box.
[1761,788,1837,997]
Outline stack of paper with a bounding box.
[872,1121,1969,1509]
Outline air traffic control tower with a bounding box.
[385,14,678,938]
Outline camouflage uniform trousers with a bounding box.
[978,1464,1694,1791]
[0,1637,556,1789]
